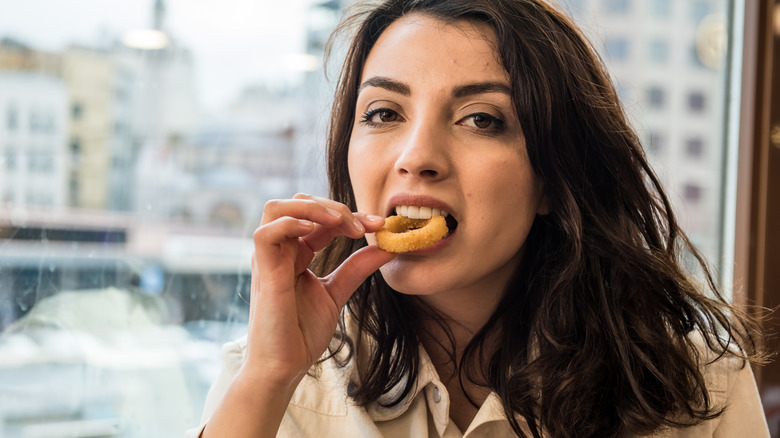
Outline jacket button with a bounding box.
[432,386,441,403]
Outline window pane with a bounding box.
[0,0,742,436]
[648,39,670,64]
[0,0,339,435]
[605,37,631,61]
[559,0,732,272]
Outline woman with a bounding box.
[187,0,769,436]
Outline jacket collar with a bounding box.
[364,343,452,435]
[343,313,517,436]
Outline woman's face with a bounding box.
[348,13,547,303]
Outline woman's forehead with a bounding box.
[360,13,507,85]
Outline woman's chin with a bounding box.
[379,262,449,297]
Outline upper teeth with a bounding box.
[395,205,448,219]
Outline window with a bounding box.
[648,130,664,154]
[604,0,630,14]
[685,137,705,159]
[687,91,706,113]
[27,150,53,172]
[647,85,666,109]
[28,109,39,132]
[26,150,37,172]
[71,102,83,120]
[683,183,703,203]
[0,0,744,435]
[648,39,669,64]
[68,173,79,205]
[4,148,15,170]
[70,138,81,163]
[41,111,55,133]
[650,0,671,18]
[563,0,732,278]
[604,37,630,61]
[6,104,18,131]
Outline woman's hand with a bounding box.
[201,194,392,437]
[241,193,394,387]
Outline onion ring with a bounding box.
[375,215,448,253]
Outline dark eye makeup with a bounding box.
[359,107,506,135]
[460,112,505,133]
[359,108,400,127]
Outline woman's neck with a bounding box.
[416,284,504,337]
[417,314,497,433]
[411,268,513,430]
[417,312,499,376]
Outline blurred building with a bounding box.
[132,0,346,230]
[133,86,301,231]
[114,42,199,145]
[293,0,348,199]
[102,0,200,213]
[116,39,200,213]
[0,0,199,214]
[0,39,68,209]
[62,46,116,210]
[561,0,728,264]
[59,38,198,213]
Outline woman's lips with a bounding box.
[383,195,460,239]
[385,194,456,221]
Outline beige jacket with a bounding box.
[185,336,769,437]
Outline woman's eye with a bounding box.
[461,113,504,131]
[360,108,400,126]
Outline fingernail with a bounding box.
[299,219,314,228]
[353,218,365,233]
[326,208,342,219]
[365,214,384,223]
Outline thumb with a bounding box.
[323,246,395,308]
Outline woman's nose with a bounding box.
[393,123,450,180]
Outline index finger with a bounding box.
[261,198,342,227]
[299,213,385,254]
[286,194,366,239]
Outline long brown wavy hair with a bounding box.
[311,1,767,436]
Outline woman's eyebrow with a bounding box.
[357,76,411,96]
[356,77,510,99]
[452,82,511,98]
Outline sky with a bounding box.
[0,0,316,110]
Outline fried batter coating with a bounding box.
[375,215,448,253]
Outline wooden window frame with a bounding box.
[734,0,779,402]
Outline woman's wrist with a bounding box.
[235,361,306,396]
[200,365,304,438]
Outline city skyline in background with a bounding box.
[0,0,729,256]
[0,0,730,294]
[0,0,317,111]
[0,0,338,215]
[0,0,341,324]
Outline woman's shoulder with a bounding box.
[686,330,750,392]
[651,330,769,437]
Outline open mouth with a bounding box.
[392,205,459,235]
